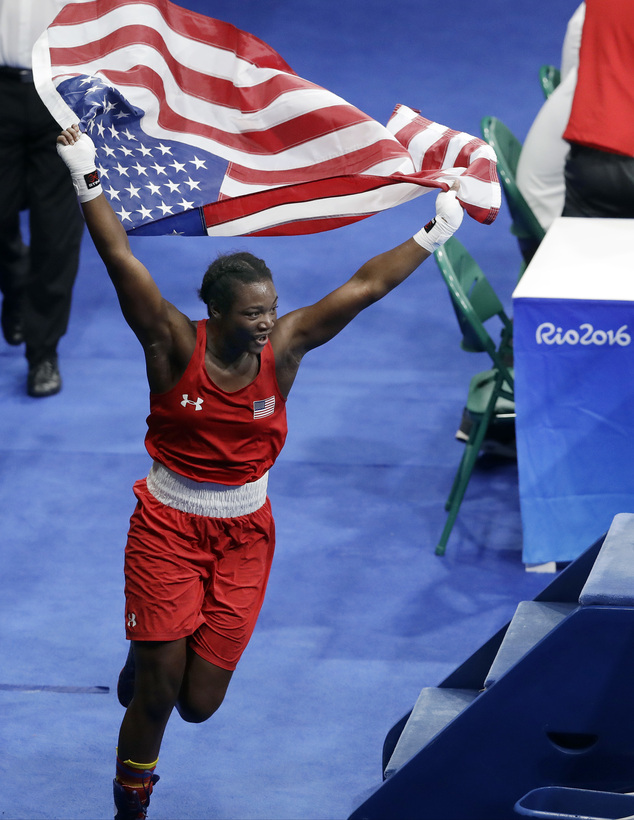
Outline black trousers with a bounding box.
[563,143,634,219]
[0,74,84,366]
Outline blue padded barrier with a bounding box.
[580,514,634,607]
[384,688,478,779]
[485,601,577,688]
[350,604,634,819]
[348,517,634,820]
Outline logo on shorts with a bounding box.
[181,394,204,410]
[127,612,137,629]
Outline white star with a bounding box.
[184,176,201,191]
[156,143,172,155]
[102,144,117,157]
[125,182,141,199]
[137,205,153,220]
[123,129,137,141]
[157,201,174,216]
[114,111,131,120]
[169,160,186,174]
[178,197,194,210]
[138,144,153,157]
[165,180,181,193]
[132,162,148,176]
[119,145,134,157]
[79,77,94,86]
[108,124,120,140]
[146,181,161,196]
[113,162,129,177]
[103,99,117,114]
[105,186,121,201]
[190,156,207,169]
[96,163,110,180]
[117,206,133,222]
[151,162,167,176]
[96,122,106,138]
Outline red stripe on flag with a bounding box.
[204,173,440,228]
[51,26,316,113]
[53,0,296,73]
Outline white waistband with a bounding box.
[146,461,268,518]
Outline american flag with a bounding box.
[253,397,275,420]
[33,0,500,237]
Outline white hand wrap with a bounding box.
[413,188,464,254]
[56,132,102,203]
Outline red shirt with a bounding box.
[145,320,288,485]
[563,0,634,157]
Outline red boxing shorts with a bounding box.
[123,478,275,671]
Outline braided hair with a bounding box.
[198,252,273,315]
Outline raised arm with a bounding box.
[272,185,463,394]
[56,125,194,391]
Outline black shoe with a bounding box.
[117,644,136,707]
[454,407,472,443]
[1,294,25,346]
[455,407,516,458]
[27,356,62,398]
[113,774,159,820]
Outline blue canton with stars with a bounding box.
[57,76,229,235]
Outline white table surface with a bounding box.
[513,217,634,302]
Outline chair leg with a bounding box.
[436,436,483,556]
[445,449,466,512]
[436,399,499,556]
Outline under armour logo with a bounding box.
[181,394,203,410]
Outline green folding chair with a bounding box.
[539,64,561,99]
[480,115,546,272]
[433,237,515,556]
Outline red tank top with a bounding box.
[563,0,634,158]
[145,320,288,485]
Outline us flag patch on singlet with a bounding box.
[253,396,275,419]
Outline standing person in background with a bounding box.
[562,0,634,218]
[0,0,84,397]
[516,3,585,234]
[56,123,463,820]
